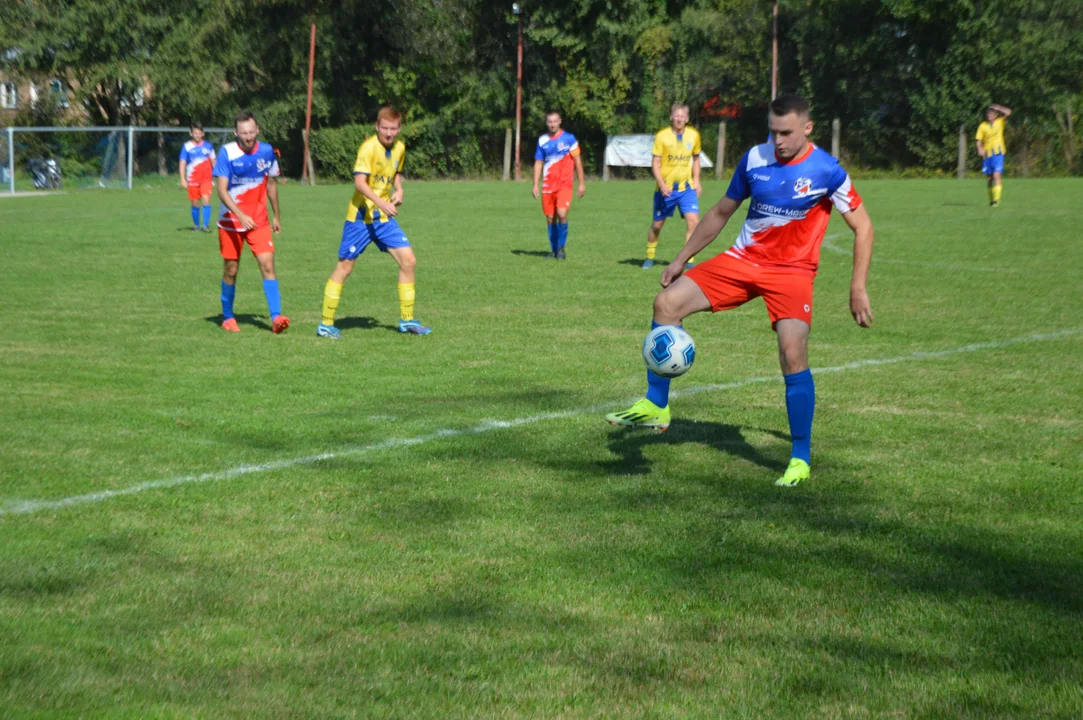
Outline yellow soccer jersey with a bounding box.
[347,135,406,224]
[652,126,702,191]
[976,117,1007,156]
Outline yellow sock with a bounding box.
[322,280,342,325]
[687,254,697,264]
[646,241,658,260]
[398,283,415,322]
[992,185,1002,204]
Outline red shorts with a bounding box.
[187,179,213,201]
[541,187,573,216]
[218,226,275,260]
[685,252,814,328]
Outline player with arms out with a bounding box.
[532,111,586,260]
[318,106,431,338]
[643,104,702,270]
[178,123,215,232]
[606,94,875,487]
[976,103,1012,207]
[213,109,289,334]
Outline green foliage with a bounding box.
[2,0,1081,175]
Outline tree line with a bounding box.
[2,0,1080,178]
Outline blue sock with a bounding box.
[784,369,815,463]
[262,279,282,319]
[220,281,236,320]
[202,205,212,228]
[548,223,558,254]
[557,221,568,248]
[190,207,200,228]
[645,320,673,408]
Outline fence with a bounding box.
[2,126,232,194]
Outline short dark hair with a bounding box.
[189,122,203,130]
[770,94,810,118]
[545,109,561,119]
[234,109,257,127]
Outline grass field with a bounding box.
[2,177,1082,718]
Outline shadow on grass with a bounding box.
[617,258,670,267]
[335,316,399,333]
[510,249,553,258]
[203,313,271,331]
[601,419,788,476]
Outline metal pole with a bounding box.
[127,125,134,190]
[514,13,523,181]
[957,124,967,179]
[302,23,316,185]
[716,121,726,180]
[502,127,512,181]
[771,0,779,100]
[7,127,14,194]
[831,118,841,158]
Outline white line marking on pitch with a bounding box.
[2,328,1080,518]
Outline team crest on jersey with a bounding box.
[256,158,273,172]
[793,177,813,196]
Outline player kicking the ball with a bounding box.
[318,106,430,338]
[606,94,875,487]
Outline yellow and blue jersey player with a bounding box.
[318,106,432,338]
[644,104,702,270]
[975,103,1012,207]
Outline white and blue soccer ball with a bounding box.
[642,325,696,378]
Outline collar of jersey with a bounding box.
[238,141,260,155]
[776,143,814,166]
[547,129,564,141]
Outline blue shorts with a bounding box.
[338,217,410,260]
[653,187,699,221]
[982,154,1004,175]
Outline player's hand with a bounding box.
[391,189,404,206]
[693,181,702,197]
[272,217,281,234]
[532,184,540,199]
[378,200,398,217]
[850,289,874,328]
[658,183,672,198]
[577,183,586,199]
[238,212,257,230]
[180,182,187,191]
[660,262,684,288]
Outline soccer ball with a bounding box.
[642,325,696,378]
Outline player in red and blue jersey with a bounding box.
[606,94,875,487]
[531,111,586,260]
[178,123,215,232]
[212,109,289,334]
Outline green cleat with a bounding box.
[775,458,810,487]
[605,398,671,431]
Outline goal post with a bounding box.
[601,134,713,181]
[1,125,231,194]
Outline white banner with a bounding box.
[604,134,713,168]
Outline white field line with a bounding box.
[2,328,1080,518]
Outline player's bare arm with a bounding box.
[660,195,741,288]
[391,174,404,206]
[990,103,1012,118]
[267,176,281,233]
[976,138,986,158]
[842,203,874,328]
[216,175,255,230]
[692,155,702,196]
[178,160,188,190]
[355,173,397,217]
[532,160,543,199]
[574,154,586,198]
[652,156,671,197]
